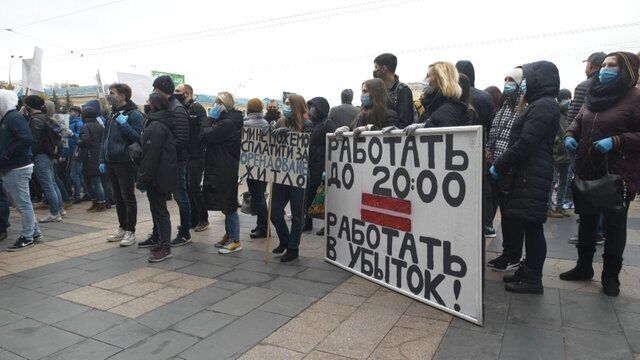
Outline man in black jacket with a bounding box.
[175,84,208,233]
[142,75,191,248]
[373,53,414,128]
[0,90,40,251]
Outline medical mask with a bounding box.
[361,94,372,108]
[208,104,225,120]
[503,81,517,95]
[282,105,292,118]
[599,68,618,85]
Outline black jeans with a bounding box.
[484,171,498,229]
[522,222,546,276]
[146,187,171,249]
[0,182,9,233]
[106,162,137,232]
[578,197,633,260]
[247,179,268,234]
[187,158,208,226]
[496,189,524,261]
[270,183,305,250]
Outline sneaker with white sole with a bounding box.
[60,209,67,218]
[107,228,126,242]
[6,236,34,252]
[491,256,520,272]
[38,214,62,223]
[219,241,242,254]
[119,231,136,247]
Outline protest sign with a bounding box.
[151,70,185,86]
[239,127,310,189]
[21,47,44,93]
[324,126,484,324]
[117,72,155,106]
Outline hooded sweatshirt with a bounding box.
[455,60,496,130]
[307,97,336,174]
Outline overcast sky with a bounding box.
[2,0,639,105]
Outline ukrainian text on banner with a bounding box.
[239,127,310,189]
[324,126,484,324]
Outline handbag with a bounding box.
[128,142,143,166]
[240,191,255,215]
[571,155,626,214]
[308,183,325,219]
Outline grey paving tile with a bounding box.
[176,252,248,268]
[208,287,280,316]
[17,268,89,290]
[0,286,50,311]
[0,275,27,285]
[499,323,564,360]
[0,348,25,359]
[434,327,501,360]
[210,280,248,292]
[179,310,290,360]
[148,258,194,271]
[176,263,232,278]
[258,292,318,317]
[296,268,351,285]
[80,248,129,261]
[296,257,342,271]
[483,280,513,306]
[13,297,89,324]
[171,310,236,338]
[564,326,633,360]
[0,319,83,359]
[44,338,121,360]
[136,286,234,331]
[35,281,83,296]
[451,300,508,335]
[0,309,24,327]
[226,249,266,261]
[77,252,146,271]
[507,298,562,330]
[619,311,640,331]
[93,320,156,348]
[625,328,640,353]
[218,269,276,286]
[262,276,335,298]
[16,258,91,279]
[235,259,306,277]
[108,330,198,360]
[612,296,640,314]
[54,309,127,337]
[508,287,560,306]
[560,289,622,332]
[65,265,139,286]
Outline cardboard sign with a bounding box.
[116,72,155,106]
[239,127,310,189]
[324,126,484,324]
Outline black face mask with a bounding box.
[175,93,187,104]
[143,104,151,115]
[265,108,280,119]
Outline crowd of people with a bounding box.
[0,50,638,297]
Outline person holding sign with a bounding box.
[270,94,313,262]
[201,92,244,254]
[490,61,561,294]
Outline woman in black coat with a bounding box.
[490,60,561,295]
[79,104,106,212]
[201,92,244,255]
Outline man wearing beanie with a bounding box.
[24,95,65,223]
[138,75,190,253]
[328,89,360,128]
[101,83,144,247]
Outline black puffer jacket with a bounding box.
[79,117,104,177]
[28,112,49,156]
[137,110,177,194]
[169,97,190,161]
[307,97,337,178]
[420,91,471,128]
[184,100,206,160]
[493,61,560,223]
[456,61,496,129]
[201,109,243,212]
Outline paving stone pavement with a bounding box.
[0,192,638,359]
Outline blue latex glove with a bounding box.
[593,137,614,154]
[99,163,106,174]
[564,136,578,155]
[115,113,128,125]
[489,165,499,180]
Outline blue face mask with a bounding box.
[599,68,618,85]
[282,105,292,118]
[520,79,527,94]
[559,99,571,111]
[503,81,517,95]
[422,78,430,92]
[208,104,225,120]
[361,94,372,108]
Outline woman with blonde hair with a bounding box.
[201,92,244,254]
[404,61,471,135]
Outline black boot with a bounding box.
[280,248,299,262]
[302,216,313,232]
[272,243,286,254]
[559,247,594,281]
[602,254,622,297]
[503,263,525,283]
[505,264,544,294]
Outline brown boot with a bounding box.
[87,201,98,212]
[94,202,107,212]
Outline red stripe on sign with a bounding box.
[362,193,411,214]
[361,209,412,232]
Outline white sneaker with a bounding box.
[119,231,136,247]
[38,214,62,223]
[60,209,67,218]
[107,228,125,242]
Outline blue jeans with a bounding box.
[88,176,106,202]
[2,166,39,240]
[548,163,570,210]
[0,181,10,232]
[173,159,191,237]
[270,183,305,249]
[247,179,268,234]
[33,154,63,215]
[223,210,240,242]
[69,160,83,200]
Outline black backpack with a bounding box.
[42,119,63,159]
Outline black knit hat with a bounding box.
[24,95,45,110]
[557,89,572,102]
[152,75,175,95]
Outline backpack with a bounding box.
[42,119,63,159]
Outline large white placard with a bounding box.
[239,127,310,189]
[116,72,155,106]
[324,126,483,324]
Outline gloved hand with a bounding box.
[381,126,397,134]
[353,124,374,137]
[99,163,106,174]
[260,124,271,135]
[271,127,290,137]
[564,136,578,154]
[593,137,614,154]
[489,165,499,180]
[404,123,425,136]
[334,126,350,139]
[136,182,148,193]
[115,113,128,125]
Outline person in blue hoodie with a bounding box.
[67,106,84,203]
[99,84,144,247]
